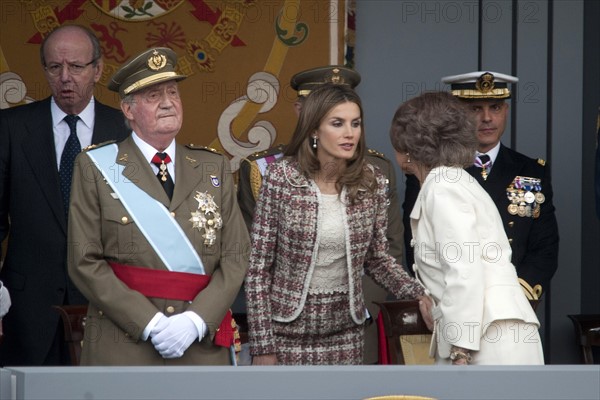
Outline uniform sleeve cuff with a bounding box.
[183,311,207,341]
[141,312,164,341]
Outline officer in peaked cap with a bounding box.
[67,47,249,366]
[236,65,404,365]
[403,71,559,298]
[442,71,518,100]
[108,47,186,98]
[291,65,362,97]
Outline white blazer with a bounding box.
[410,167,539,360]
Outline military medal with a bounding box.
[474,154,492,181]
[506,176,544,219]
[506,187,520,215]
[189,191,223,246]
[151,153,172,183]
[158,160,168,182]
[524,191,535,204]
[535,192,545,204]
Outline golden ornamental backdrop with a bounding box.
[0,0,353,171]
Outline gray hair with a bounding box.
[389,91,477,169]
[120,94,136,130]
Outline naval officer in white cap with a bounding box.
[403,71,559,300]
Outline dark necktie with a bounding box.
[151,152,174,200]
[59,115,81,219]
[474,154,492,181]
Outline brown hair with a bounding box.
[284,83,375,202]
[389,91,477,169]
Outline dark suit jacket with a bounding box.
[403,144,559,292]
[596,121,600,219]
[0,97,130,365]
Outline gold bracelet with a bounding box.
[449,349,472,363]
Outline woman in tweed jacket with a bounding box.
[245,84,427,365]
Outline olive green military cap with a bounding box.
[108,47,186,98]
[290,65,361,97]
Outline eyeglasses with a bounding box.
[44,59,97,76]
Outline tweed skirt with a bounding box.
[272,289,364,365]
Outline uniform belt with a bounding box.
[109,261,238,349]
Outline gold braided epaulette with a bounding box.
[186,144,222,154]
[519,278,542,300]
[537,158,546,166]
[249,162,263,200]
[83,140,117,152]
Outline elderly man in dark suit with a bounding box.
[403,71,559,297]
[0,24,130,366]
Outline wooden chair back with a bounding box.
[52,305,88,366]
[375,300,433,365]
[567,314,600,364]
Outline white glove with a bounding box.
[150,315,170,337]
[151,313,199,359]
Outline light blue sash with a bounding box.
[87,144,205,275]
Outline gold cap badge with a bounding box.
[147,50,167,71]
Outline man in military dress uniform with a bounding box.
[67,47,249,365]
[403,71,559,296]
[237,65,405,364]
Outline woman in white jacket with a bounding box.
[389,91,543,365]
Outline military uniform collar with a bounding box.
[131,132,176,168]
[477,141,501,166]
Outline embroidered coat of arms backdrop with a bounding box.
[0,0,354,171]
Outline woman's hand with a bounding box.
[252,354,278,365]
[452,357,469,365]
[418,295,434,331]
[450,346,472,365]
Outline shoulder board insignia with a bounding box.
[367,148,387,160]
[186,144,222,154]
[249,150,268,159]
[537,158,546,166]
[83,140,116,152]
[248,143,286,161]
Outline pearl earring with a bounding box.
[406,152,411,163]
[312,136,317,149]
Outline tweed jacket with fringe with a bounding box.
[245,158,424,356]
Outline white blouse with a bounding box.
[309,193,349,294]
